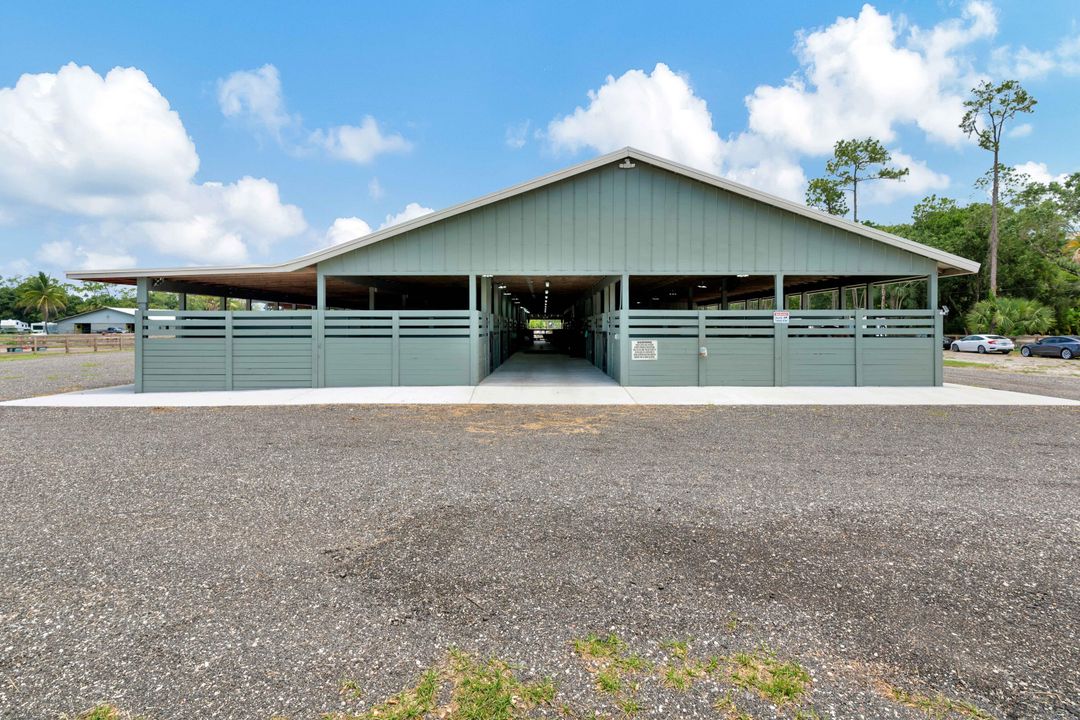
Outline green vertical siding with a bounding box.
[318,162,937,277]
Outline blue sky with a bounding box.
[0,0,1077,276]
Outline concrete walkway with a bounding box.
[3,381,1076,408]
[478,349,617,386]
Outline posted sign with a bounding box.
[772,311,790,324]
[631,339,658,361]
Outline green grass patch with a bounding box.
[943,359,994,369]
[881,682,996,719]
[713,691,753,720]
[730,649,811,708]
[324,651,555,720]
[0,352,46,362]
[69,706,144,720]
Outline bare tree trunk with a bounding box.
[989,148,1000,298]
[852,176,859,223]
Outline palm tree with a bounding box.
[17,272,68,332]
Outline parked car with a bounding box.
[949,334,1014,354]
[98,326,126,334]
[1020,336,1080,359]
[942,335,957,350]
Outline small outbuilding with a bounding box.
[69,148,979,392]
[54,307,137,334]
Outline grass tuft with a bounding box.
[729,649,811,707]
[881,682,996,720]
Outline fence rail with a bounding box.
[624,308,938,387]
[2,333,135,353]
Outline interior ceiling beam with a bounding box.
[149,278,315,305]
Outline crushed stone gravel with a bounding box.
[0,404,1077,719]
[0,351,133,401]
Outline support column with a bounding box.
[720,279,729,310]
[619,274,629,386]
[314,271,326,388]
[177,293,187,311]
[854,307,865,386]
[135,277,148,393]
[224,308,234,391]
[930,272,942,387]
[773,273,785,387]
[218,296,228,312]
[468,274,479,385]
[369,286,377,310]
[480,275,491,379]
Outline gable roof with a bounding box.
[57,306,138,322]
[68,147,979,283]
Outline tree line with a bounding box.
[806,79,1077,334]
[0,275,245,324]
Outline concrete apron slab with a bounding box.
[2,383,1077,407]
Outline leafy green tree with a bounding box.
[16,272,67,328]
[805,178,849,216]
[812,138,909,222]
[960,80,1037,297]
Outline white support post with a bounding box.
[773,273,785,387]
[314,271,326,388]
[930,272,942,386]
[135,277,148,393]
[619,274,629,386]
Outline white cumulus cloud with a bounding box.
[38,240,137,270]
[548,63,726,172]
[379,202,434,229]
[322,203,433,248]
[217,64,414,165]
[325,216,373,246]
[217,64,296,139]
[746,1,995,152]
[368,177,385,200]
[0,63,307,267]
[861,151,951,205]
[1014,161,1068,185]
[1008,123,1033,139]
[991,33,1080,79]
[311,116,412,165]
[545,3,996,205]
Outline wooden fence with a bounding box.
[1,333,135,354]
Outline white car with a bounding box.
[950,334,1014,354]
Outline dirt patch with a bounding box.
[942,349,1080,377]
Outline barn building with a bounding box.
[69,148,978,392]
[54,307,138,334]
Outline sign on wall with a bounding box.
[631,339,658,361]
[772,311,790,324]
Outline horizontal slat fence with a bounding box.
[139,310,476,392]
[626,309,935,387]
[136,308,937,391]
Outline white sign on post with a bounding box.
[631,339,658,361]
[772,311,790,324]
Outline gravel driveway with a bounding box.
[946,365,1080,401]
[0,351,133,401]
[1,404,1077,719]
